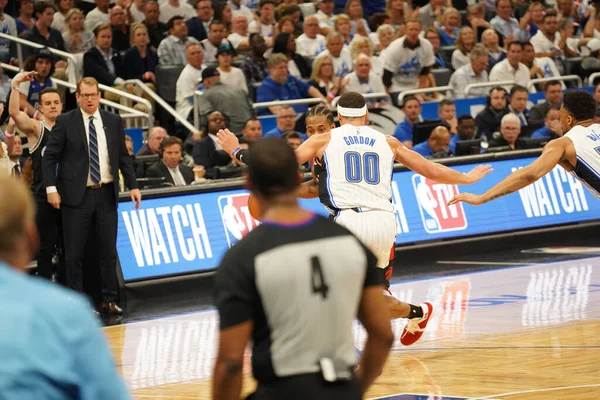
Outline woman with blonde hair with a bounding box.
[452,26,476,70]
[62,8,94,53]
[345,0,370,36]
[308,54,344,100]
[385,0,412,31]
[123,23,158,85]
[334,14,353,45]
[349,36,383,76]
[438,8,461,46]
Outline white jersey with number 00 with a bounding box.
[321,124,395,213]
[564,124,600,199]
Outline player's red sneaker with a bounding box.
[400,302,434,346]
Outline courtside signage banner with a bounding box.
[117,157,600,281]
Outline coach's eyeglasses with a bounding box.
[79,93,100,99]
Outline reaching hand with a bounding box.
[130,189,142,209]
[48,192,61,209]
[465,164,493,184]
[447,192,483,206]
[14,71,36,85]
[216,128,240,156]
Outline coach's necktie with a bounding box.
[88,116,101,185]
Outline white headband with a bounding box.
[337,105,367,117]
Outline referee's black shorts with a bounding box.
[247,373,362,400]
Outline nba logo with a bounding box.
[411,175,468,233]
[218,193,260,248]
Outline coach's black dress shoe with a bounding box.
[101,301,123,315]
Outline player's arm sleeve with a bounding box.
[235,148,251,165]
[214,250,257,330]
[358,241,386,288]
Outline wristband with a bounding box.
[4,130,14,138]
[231,147,241,157]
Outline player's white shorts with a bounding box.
[333,209,397,269]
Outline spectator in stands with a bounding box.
[481,29,506,71]
[317,32,353,77]
[216,43,248,93]
[438,99,457,134]
[83,24,124,90]
[450,114,477,153]
[583,7,600,39]
[475,86,508,138]
[308,54,343,99]
[385,0,410,32]
[412,126,451,157]
[531,11,586,60]
[201,20,227,62]
[346,0,370,36]
[62,8,95,54]
[16,0,35,37]
[23,1,67,63]
[0,0,16,63]
[449,44,490,99]
[466,3,491,41]
[241,118,262,145]
[241,33,268,87]
[0,67,11,101]
[342,54,387,105]
[257,53,325,115]
[274,15,296,37]
[84,0,109,32]
[123,23,158,85]
[273,32,312,79]
[128,0,147,23]
[393,95,422,148]
[185,1,208,41]
[7,133,25,178]
[18,50,57,116]
[438,8,461,46]
[229,0,253,24]
[159,0,194,25]
[249,0,276,38]
[452,27,476,71]
[489,41,530,90]
[517,1,544,42]
[315,0,335,34]
[144,1,168,50]
[124,134,134,156]
[198,66,255,134]
[424,28,446,69]
[490,0,519,43]
[158,16,199,65]
[175,42,204,120]
[531,107,562,139]
[333,14,354,45]
[529,80,562,126]
[137,126,167,156]
[350,36,383,76]
[595,83,600,104]
[297,15,326,57]
[283,130,303,150]
[214,3,233,36]
[56,0,75,33]
[193,110,231,168]
[508,85,530,126]
[383,18,434,96]
[109,5,130,54]
[264,105,306,139]
[146,136,193,186]
[375,24,395,56]
[488,113,526,150]
[419,0,445,30]
[228,15,250,53]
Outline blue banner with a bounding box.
[116,157,600,281]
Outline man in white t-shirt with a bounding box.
[316,32,353,77]
[228,0,253,23]
[383,19,435,94]
[530,12,587,60]
[228,15,250,52]
[176,42,204,119]
[159,0,195,24]
[248,0,275,39]
[85,0,110,31]
[201,20,227,62]
[296,15,326,57]
[315,0,334,34]
[489,41,530,90]
[342,54,386,104]
[217,43,248,93]
[128,0,147,23]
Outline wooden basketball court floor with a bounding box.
[104,256,600,399]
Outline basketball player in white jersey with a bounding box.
[217,92,492,345]
[449,90,600,206]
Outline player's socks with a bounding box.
[408,304,424,319]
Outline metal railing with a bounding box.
[464,81,515,97]
[589,72,600,86]
[331,92,390,107]
[193,89,204,130]
[252,97,327,111]
[397,86,454,104]
[527,75,583,91]
[125,78,196,135]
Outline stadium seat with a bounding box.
[432,68,451,87]
[155,64,185,104]
[439,46,456,71]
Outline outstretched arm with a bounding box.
[9,71,39,137]
[449,138,568,206]
[387,136,492,185]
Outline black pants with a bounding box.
[248,373,362,400]
[62,185,119,303]
[35,197,62,280]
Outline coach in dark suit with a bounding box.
[42,77,142,315]
[145,136,194,186]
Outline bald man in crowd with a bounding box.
[412,126,452,157]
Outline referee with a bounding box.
[212,138,394,400]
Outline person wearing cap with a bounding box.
[197,66,255,135]
[201,19,228,63]
[216,43,248,93]
[175,42,204,120]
